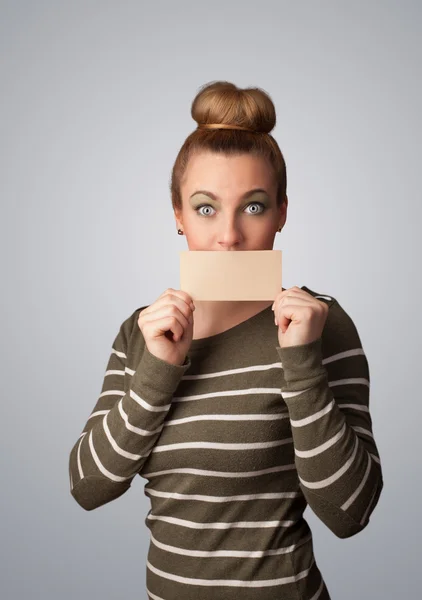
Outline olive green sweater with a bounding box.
[69,286,383,600]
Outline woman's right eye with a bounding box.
[195,204,215,216]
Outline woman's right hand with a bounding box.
[137,288,195,366]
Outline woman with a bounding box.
[69,81,383,600]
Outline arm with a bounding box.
[68,308,191,511]
[276,298,383,538]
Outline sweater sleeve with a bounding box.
[68,308,192,511]
[276,298,384,539]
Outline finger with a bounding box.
[272,288,307,310]
[144,311,189,341]
[149,304,191,330]
[163,288,195,310]
[273,295,313,316]
[148,293,194,322]
[274,300,311,327]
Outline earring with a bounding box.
[177,229,184,235]
[277,227,282,233]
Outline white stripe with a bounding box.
[142,463,296,478]
[360,486,378,525]
[102,412,142,460]
[124,349,364,385]
[282,376,367,400]
[87,409,109,421]
[164,412,290,427]
[352,426,374,438]
[323,348,365,365]
[146,557,313,587]
[151,438,293,453]
[76,434,85,479]
[182,361,283,380]
[69,469,73,490]
[129,388,171,412]
[145,488,300,502]
[341,453,372,510]
[338,403,369,413]
[146,513,297,529]
[105,369,125,377]
[295,422,346,458]
[146,587,164,600]
[98,390,125,398]
[123,369,367,409]
[118,398,163,436]
[172,387,283,402]
[315,294,332,301]
[150,530,312,558]
[290,400,334,427]
[111,348,126,359]
[282,386,313,399]
[370,453,381,464]
[124,374,367,409]
[299,436,359,489]
[329,377,369,388]
[88,430,131,483]
[162,347,363,382]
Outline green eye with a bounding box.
[195,202,266,217]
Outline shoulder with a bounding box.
[302,285,364,351]
[301,285,337,308]
[302,286,365,356]
[113,305,149,351]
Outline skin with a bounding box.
[173,150,330,347]
[271,286,329,348]
[173,150,288,332]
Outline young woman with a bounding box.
[69,81,383,600]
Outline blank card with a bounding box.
[179,250,282,301]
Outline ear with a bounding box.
[278,195,288,228]
[174,208,183,230]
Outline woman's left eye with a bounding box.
[245,202,266,214]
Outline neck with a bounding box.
[193,299,272,324]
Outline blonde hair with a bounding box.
[170,81,287,213]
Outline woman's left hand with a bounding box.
[272,286,329,349]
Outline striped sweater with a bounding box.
[69,285,383,600]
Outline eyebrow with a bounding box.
[189,188,269,201]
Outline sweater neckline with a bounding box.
[188,285,307,350]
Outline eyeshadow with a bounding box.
[190,191,270,206]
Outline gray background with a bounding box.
[1,1,421,598]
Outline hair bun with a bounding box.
[191,81,276,134]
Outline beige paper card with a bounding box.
[180,250,282,301]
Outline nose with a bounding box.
[217,219,242,250]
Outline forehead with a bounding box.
[181,151,275,194]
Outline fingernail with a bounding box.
[190,303,195,311]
